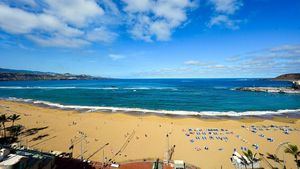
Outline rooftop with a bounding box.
[0,154,25,166]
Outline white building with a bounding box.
[0,148,55,169]
[0,149,27,169]
[231,151,260,169]
[292,80,300,89]
[173,160,185,169]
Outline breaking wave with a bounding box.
[0,86,177,90]
[3,97,300,117]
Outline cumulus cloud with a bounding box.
[123,0,152,12]
[123,0,197,41]
[101,0,120,15]
[0,0,246,48]
[86,27,118,43]
[208,15,240,29]
[0,4,82,36]
[2,0,38,8]
[44,0,104,27]
[209,0,242,14]
[0,1,116,48]
[208,0,242,29]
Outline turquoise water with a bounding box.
[0,79,299,116]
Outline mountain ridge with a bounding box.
[0,68,107,81]
[273,73,300,81]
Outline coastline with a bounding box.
[2,97,300,119]
[1,99,300,168]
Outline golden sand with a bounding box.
[0,100,299,169]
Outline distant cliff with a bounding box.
[273,73,300,81]
[235,73,300,94]
[0,68,107,81]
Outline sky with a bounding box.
[0,0,300,78]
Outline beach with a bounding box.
[0,99,300,169]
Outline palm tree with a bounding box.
[239,156,249,169]
[9,125,23,139]
[8,114,20,127]
[243,149,261,169]
[284,144,300,169]
[266,153,284,169]
[0,114,10,138]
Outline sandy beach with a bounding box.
[0,100,299,169]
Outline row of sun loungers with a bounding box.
[184,128,232,143]
[241,125,277,143]
[183,128,232,153]
[193,146,223,151]
[241,124,298,134]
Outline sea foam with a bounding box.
[0,86,176,90]
[3,97,300,117]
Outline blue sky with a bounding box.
[0,0,300,78]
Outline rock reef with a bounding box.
[235,87,300,94]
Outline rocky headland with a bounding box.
[235,73,300,94]
[0,68,107,81]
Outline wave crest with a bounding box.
[3,97,300,117]
[0,86,177,90]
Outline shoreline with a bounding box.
[0,100,300,168]
[2,97,300,119]
[3,99,300,124]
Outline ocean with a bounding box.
[0,78,299,116]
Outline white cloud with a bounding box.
[209,64,226,69]
[0,4,83,36]
[86,27,118,43]
[209,0,242,14]
[184,60,206,66]
[123,0,152,12]
[0,0,246,47]
[101,0,120,15]
[44,0,104,27]
[3,0,38,8]
[109,54,125,60]
[0,4,36,34]
[27,35,90,48]
[208,0,242,29]
[182,44,300,76]
[134,44,300,78]
[269,44,300,52]
[208,15,240,29]
[224,44,300,74]
[0,2,116,48]
[123,0,196,41]
[128,14,152,41]
[149,21,172,41]
[184,60,227,69]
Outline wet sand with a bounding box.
[0,100,299,169]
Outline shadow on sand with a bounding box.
[21,126,49,136]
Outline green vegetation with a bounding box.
[0,113,22,144]
[284,144,300,169]
[242,149,261,169]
